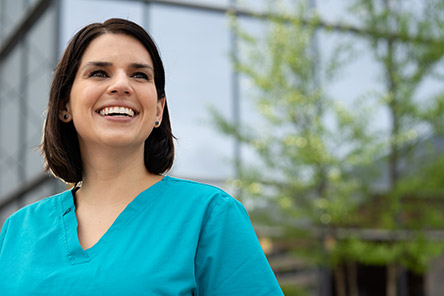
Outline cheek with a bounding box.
[70,87,99,113]
[139,89,158,107]
[68,85,82,112]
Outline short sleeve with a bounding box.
[0,218,10,254]
[195,193,283,296]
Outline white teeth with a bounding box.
[99,106,135,117]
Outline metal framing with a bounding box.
[110,0,438,44]
[0,0,61,213]
[0,0,53,64]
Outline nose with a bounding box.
[108,72,133,95]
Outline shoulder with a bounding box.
[163,175,228,194]
[5,190,71,225]
[162,175,243,210]
[161,176,251,230]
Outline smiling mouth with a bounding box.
[99,106,135,117]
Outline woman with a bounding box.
[0,18,283,295]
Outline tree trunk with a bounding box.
[335,265,347,296]
[387,264,397,296]
[347,262,359,296]
[382,0,407,294]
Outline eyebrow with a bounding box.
[81,61,154,72]
[130,63,154,71]
[81,61,112,70]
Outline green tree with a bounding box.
[212,0,444,295]
[214,1,381,294]
[349,0,444,295]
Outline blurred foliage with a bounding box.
[281,284,311,296]
[212,0,444,293]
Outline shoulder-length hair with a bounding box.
[41,18,174,184]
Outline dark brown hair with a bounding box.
[41,18,174,183]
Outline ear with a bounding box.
[58,100,72,122]
[155,97,166,123]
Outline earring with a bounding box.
[155,121,160,127]
[62,112,71,121]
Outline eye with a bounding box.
[88,70,108,78]
[132,72,150,80]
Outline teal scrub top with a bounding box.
[0,176,283,295]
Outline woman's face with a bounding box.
[64,33,164,152]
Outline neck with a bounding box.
[76,142,163,207]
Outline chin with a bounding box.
[96,134,145,147]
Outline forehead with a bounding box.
[80,33,153,65]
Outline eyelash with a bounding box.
[87,70,151,81]
[132,72,150,80]
[88,70,108,78]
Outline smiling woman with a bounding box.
[0,18,284,295]
[65,33,164,171]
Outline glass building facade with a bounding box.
[0,0,63,219]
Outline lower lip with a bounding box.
[98,114,135,122]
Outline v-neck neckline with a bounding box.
[59,175,169,265]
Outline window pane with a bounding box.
[150,4,233,180]
[61,0,144,50]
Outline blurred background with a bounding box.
[1,0,444,295]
